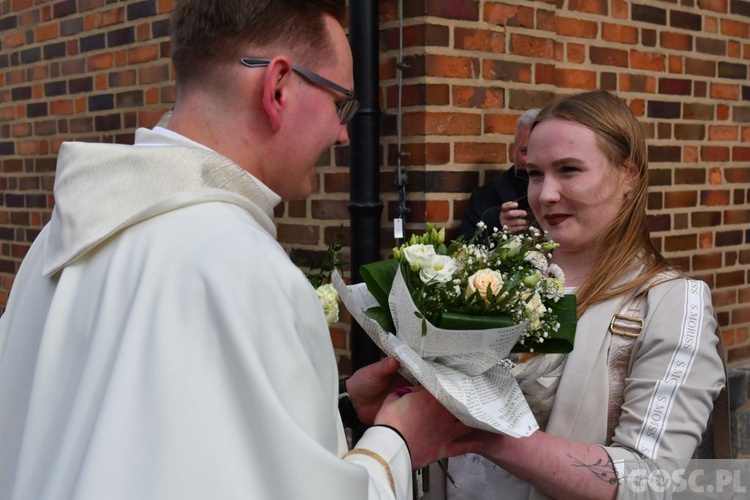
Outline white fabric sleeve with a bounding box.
[347,426,414,500]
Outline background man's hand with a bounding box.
[500,201,528,233]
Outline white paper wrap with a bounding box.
[334,269,538,438]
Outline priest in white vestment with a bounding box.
[0,2,481,499]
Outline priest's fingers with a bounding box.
[347,357,406,425]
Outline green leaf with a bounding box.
[360,259,399,327]
[360,259,398,309]
[364,307,395,334]
[438,294,577,354]
[438,312,517,330]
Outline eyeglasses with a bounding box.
[240,57,360,125]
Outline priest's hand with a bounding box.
[346,357,406,425]
[374,387,483,469]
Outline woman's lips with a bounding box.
[543,214,570,226]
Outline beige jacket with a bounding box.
[443,275,725,500]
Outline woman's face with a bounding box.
[526,118,632,256]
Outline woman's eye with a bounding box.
[559,166,579,176]
[526,170,543,182]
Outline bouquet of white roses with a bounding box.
[332,223,576,438]
[360,222,576,354]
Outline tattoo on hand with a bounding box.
[568,454,617,485]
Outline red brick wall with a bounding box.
[0,0,175,304]
[1,1,749,368]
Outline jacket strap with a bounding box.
[710,329,732,458]
[606,289,731,458]
[606,292,647,443]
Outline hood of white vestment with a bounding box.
[43,128,281,277]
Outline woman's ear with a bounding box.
[261,57,293,132]
[621,161,640,196]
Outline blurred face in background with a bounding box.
[513,124,531,170]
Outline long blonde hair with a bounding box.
[532,90,675,317]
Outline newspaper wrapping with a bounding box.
[333,269,538,438]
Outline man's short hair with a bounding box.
[170,0,346,87]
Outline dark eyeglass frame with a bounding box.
[240,57,360,125]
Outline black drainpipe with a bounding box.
[348,1,382,373]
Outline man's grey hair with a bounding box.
[516,108,541,138]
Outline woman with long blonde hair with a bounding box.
[448,90,725,500]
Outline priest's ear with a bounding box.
[260,57,293,132]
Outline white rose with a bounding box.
[402,244,436,270]
[419,254,456,284]
[316,283,340,325]
[466,269,504,302]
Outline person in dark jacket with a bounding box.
[462,108,540,239]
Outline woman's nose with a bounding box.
[536,177,561,204]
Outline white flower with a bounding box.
[501,237,522,256]
[388,223,567,350]
[545,264,565,300]
[316,283,339,325]
[419,254,456,284]
[524,250,548,272]
[548,263,565,282]
[546,278,565,300]
[466,269,504,302]
[524,291,547,331]
[402,244,436,270]
[525,291,546,315]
